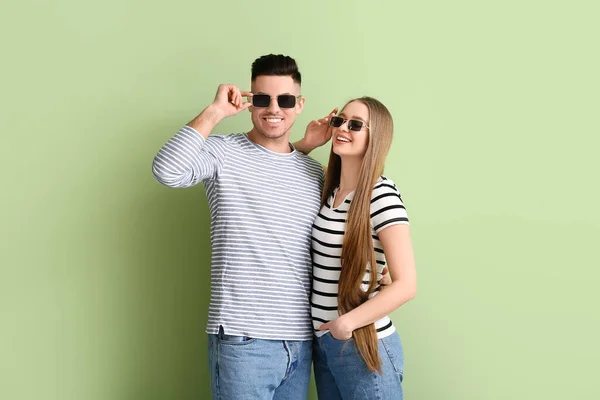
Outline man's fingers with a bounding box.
[226,86,237,103]
[379,267,392,287]
[234,88,242,106]
[239,102,252,111]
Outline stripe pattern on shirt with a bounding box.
[153,127,324,340]
[311,176,409,339]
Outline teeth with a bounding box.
[337,137,351,142]
[266,118,282,123]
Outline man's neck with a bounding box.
[247,128,293,154]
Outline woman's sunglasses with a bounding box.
[251,94,301,109]
[329,116,370,131]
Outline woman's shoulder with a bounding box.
[372,176,402,198]
[370,176,410,230]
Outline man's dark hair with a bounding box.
[251,54,301,85]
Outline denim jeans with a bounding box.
[207,327,312,400]
[313,331,404,400]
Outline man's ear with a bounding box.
[296,96,306,115]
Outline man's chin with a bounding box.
[258,127,289,139]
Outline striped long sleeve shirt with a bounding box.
[152,126,324,340]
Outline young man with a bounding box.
[152,55,323,399]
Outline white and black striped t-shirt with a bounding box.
[152,126,324,341]
[311,176,409,339]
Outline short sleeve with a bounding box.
[370,179,409,233]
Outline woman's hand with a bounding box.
[294,108,338,154]
[318,315,354,340]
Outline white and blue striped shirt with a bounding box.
[152,126,324,340]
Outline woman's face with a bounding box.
[331,101,370,159]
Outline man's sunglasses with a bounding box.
[329,116,370,131]
[251,94,301,109]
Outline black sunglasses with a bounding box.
[251,94,301,109]
[329,116,370,131]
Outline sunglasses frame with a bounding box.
[329,116,370,131]
[250,94,302,109]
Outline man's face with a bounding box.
[249,75,304,140]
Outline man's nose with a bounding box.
[266,97,281,113]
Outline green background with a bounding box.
[1,0,598,399]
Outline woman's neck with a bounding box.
[338,157,361,193]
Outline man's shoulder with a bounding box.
[204,133,249,151]
[208,132,246,142]
[294,151,322,168]
[295,153,326,180]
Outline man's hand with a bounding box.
[188,84,252,138]
[211,84,253,119]
[380,267,392,288]
[294,108,338,155]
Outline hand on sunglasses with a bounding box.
[302,108,339,150]
[212,84,253,118]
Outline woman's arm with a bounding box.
[318,224,416,339]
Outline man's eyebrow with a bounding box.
[253,92,295,95]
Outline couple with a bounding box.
[152,54,417,400]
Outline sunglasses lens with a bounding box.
[252,94,271,107]
[348,120,364,131]
[330,116,344,127]
[277,95,297,108]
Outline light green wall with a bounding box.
[1,0,598,399]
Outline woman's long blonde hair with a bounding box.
[322,96,394,373]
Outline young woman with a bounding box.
[298,97,417,399]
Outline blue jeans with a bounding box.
[313,332,404,400]
[207,327,312,400]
